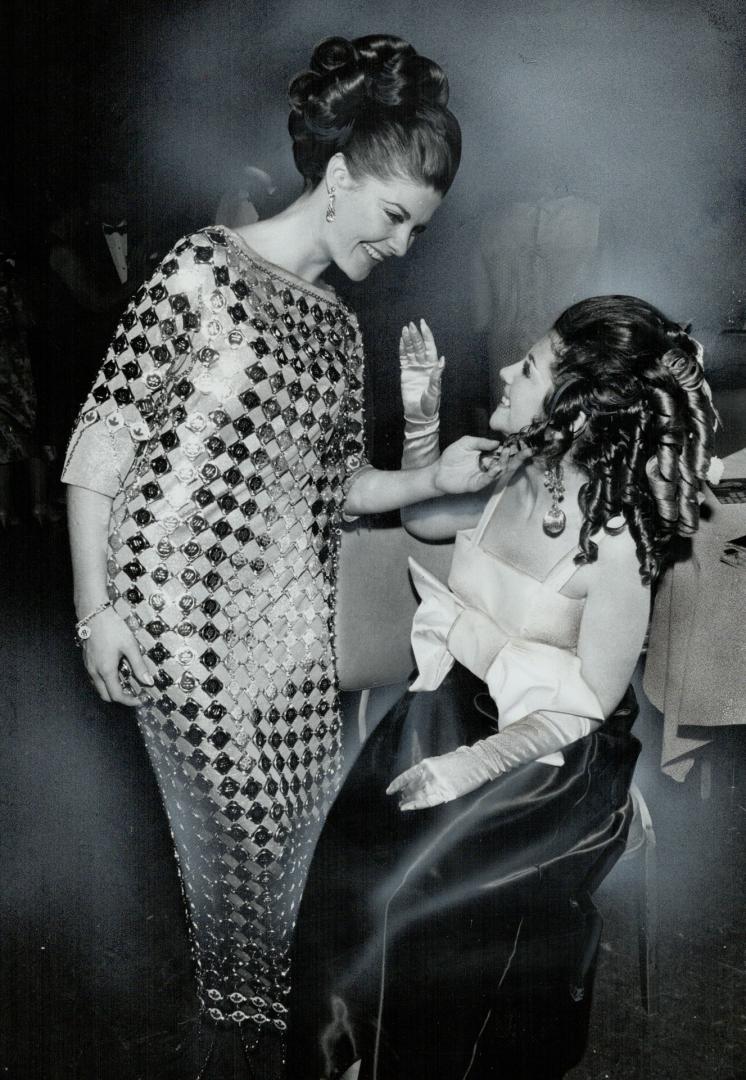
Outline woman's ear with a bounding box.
[327,153,355,192]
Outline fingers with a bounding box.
[416,319,440,367]
[108,681,142,706]
[386,766,418,796]
[400,320,441,368]
[400,325,426,365]
[399,327,416,364]
[89,671,112,704]
[101,662,143,706]
[399,791,444,811]
[84,656,145,707]
[386,762,447,811]
[461,436,502,451]
[121,642,154,688]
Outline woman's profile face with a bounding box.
[327,166,442,282]
[490,333,557,434]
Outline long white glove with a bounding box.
[400,320,444,470]
[386,710,600,811]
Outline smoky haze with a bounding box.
[133,0,745,453]
[5,0,746,447]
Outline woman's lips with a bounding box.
[361,242,385,263]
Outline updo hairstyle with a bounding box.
[514,295,719,584]
[288,35,461,194]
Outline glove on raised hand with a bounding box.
[400,320,444,470]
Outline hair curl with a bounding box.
[509,295,719,584]
[288,35,461,193]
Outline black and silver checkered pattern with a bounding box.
[66,227,365,1061]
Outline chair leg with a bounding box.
[636,836,659,1015]
[627,784,659,1016]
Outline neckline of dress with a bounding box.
[468,473,601,589]
[476,541,584,593]
[216,225,343,307]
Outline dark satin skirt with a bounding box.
[287,669,640,1080]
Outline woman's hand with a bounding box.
[400,319,444,423]
[386,747,493,810]
[433,436,503,494]
[81,607,154,706]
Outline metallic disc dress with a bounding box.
[62,226,366,1064]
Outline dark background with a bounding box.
[2,0,745,457]
[1,1,744,1078]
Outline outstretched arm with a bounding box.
[344,435,503,517]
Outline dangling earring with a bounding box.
[325,186,336,223]
[542,462,566,537]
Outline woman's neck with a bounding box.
[231,185,331,285]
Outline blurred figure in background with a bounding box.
[473,183,601,411]
[28,182,144,515]
[0,227,39,526]
[214,164,278,229]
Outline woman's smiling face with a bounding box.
[326,158,443,281]
[489,333,558,435]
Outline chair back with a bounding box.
[335,515,454,691]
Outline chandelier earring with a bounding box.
[542,461,566,537]
[325,186,336,223]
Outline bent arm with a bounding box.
[344,436,501,518]
[398,402,491,539]
[400,444,520,541]
[67,485,113,617]
[400,490,493,541]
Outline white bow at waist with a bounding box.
[407,557,605,733]
[408,558,464,692]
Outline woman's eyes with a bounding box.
[522,359,532,378]
[385,209,405,224]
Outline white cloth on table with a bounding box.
[644,447,746,780]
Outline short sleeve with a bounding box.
[61,231,221,496]
[338,313,370,517]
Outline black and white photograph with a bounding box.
[1,1,744,1078]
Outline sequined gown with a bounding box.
[62,226,366,1067]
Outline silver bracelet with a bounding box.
[75,600,112,644]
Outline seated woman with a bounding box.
[287,296,718,1080]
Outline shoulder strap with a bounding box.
[543,526,620,592]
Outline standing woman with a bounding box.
[289,296,718,1079]
[62,34,485,1077]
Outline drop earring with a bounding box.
[542,462,566,537]
[325,186,336,223]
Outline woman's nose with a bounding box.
[499,363,515,384]
[389,227,412,258]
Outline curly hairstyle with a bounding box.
[287,35,461,193]
[510,295,719,584]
